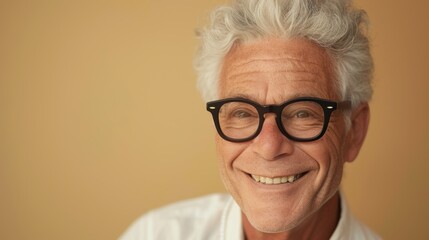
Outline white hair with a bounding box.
[194,0,373,109]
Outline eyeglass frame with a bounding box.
[206,97,351,143]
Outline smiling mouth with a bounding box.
[251,172,308,185]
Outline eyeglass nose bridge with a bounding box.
[259,104,283,115]
[257,105,286,133]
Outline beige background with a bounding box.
[1,0,428,239]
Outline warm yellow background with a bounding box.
[1,0,428,239]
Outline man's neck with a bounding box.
[242,192,341,240]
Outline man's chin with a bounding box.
[243,208,305,234]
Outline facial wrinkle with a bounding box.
[230,57,324,69]
[226,58,323,76]
[226,69,323,81]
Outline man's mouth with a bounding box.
[251,172,307,185]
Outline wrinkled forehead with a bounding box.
[224,38,330,67]
[219,38,337,103]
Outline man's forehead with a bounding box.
[224,38,331,68]
[221,80,332,103]
[219,38,336,102]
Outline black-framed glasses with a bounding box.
[207,97,351,142]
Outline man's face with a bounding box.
[216,38,354,233]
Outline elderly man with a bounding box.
[121,0,380,239]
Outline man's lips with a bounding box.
[249,171,309,185]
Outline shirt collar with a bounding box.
[221,196,244,240]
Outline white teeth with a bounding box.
[251,173,303,185]
[252,175,260,182]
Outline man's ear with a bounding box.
[344,103,370,163]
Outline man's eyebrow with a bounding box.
[224,92,259,102]
[224,92,321,104]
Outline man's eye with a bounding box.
[296,111,310,118]
[233,110,252,118]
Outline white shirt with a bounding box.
[119,193,380,240]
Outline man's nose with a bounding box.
[251,115,294,160]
